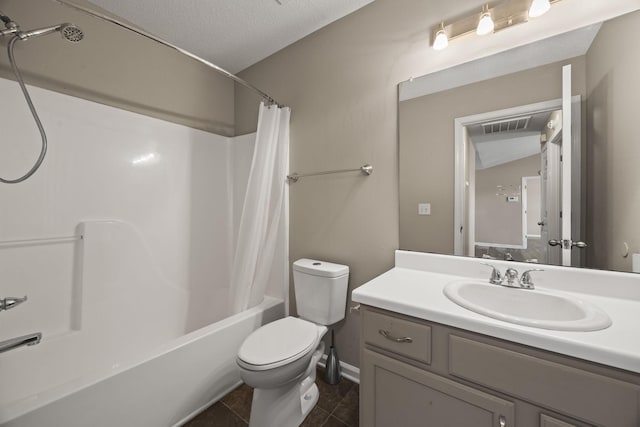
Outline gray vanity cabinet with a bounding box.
[360,305,640,427]
[362,349,514,426]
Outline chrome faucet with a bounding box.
[481,263,503,284]
[0,295,28,312]
[0,332,42,354]
[520,269,544,289]
[482,264,544,289]
[504,268,520,286]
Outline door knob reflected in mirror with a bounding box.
[548,239,587,248]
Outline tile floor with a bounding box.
[184,368,359,427]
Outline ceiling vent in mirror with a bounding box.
[482,116,531,134]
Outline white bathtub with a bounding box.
[1,296,283,427]
[0,221,285,426]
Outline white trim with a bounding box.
[453,120,465,256]
[571,95,583,268]
[475,242,527,250]
[399,25,601,101]
[522,176,542,240]
[562,65,572,266]
[317,354,360,384]
[522,176,529,243]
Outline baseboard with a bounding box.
[317,354,360,384]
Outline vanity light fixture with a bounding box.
[431,0,561,51]
[476,4,495,35]
[433,22,449,50]
[529,0,551,18]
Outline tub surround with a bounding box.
[0,218,287,426]
[0,77,288,426]
[352,250,640,373]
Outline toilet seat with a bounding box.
[237,317,319,371]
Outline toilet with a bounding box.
[236,259,349,427]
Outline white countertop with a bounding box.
[352,251,640,374]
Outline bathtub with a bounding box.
[0,221,285,426]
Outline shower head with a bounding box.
[60,24,83,42]
[20,23,83,42]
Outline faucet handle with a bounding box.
[0,295,27,312]
[520,269,544,289]
[481,263,502,284]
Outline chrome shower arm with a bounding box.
[21,25,63,39]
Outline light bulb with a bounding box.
[433,28,448,50]
[477,13,494,35]
[529,0,551,18]
[476,5,494,36]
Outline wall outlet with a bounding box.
[418,203,431,216]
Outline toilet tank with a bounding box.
[293,259,349,325]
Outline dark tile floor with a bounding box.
[184,368,359,427]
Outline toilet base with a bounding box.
[248,343,325,427]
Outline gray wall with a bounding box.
[399,57,586,254]
[0,0,235,135]
[586,11,640,272]
[475,155,539,245]
[232,0,593,368]
[233,0,493,368]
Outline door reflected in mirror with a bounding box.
[464,111,554,264]
[398,9,640,273]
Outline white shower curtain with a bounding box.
[230,102,290,313]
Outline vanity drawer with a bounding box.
[449,335,640,426]
[540,414,581,427]
[363,309,431,364]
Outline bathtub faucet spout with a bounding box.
[0,332,42,354]
[1,295,28,312]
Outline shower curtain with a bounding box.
[230,102,290,314]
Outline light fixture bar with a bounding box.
[431,0,561,50]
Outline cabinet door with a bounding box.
[361,349,514,427]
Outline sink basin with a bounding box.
[443,281,611,331]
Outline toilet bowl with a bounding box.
[236,259,349,427]
[237,316,327,389]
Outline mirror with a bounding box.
[398,9,640,273]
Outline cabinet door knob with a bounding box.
[499,415,506,427]
[379,329,413,343]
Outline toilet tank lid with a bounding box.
[293,259,349,278]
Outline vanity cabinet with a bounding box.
[362,349,514,426]
[360,306,640,427]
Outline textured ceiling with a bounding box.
[87,0,375,73]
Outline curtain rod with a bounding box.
[53,0,279,106]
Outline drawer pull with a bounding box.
[499,415,506,427]
[379,329,413,343]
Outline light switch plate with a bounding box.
[418,203,431,216]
